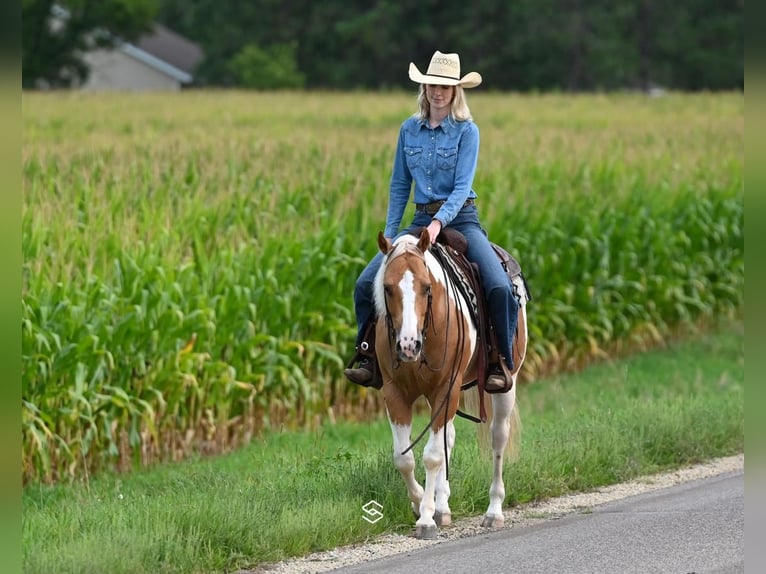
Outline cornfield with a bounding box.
[22,91,743,484]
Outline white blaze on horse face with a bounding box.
[397,270,422,360]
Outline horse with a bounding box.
[373,228,528,539]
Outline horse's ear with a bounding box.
[378,231,392,254]
[417,228,431,253]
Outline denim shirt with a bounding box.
[384,115,480,238]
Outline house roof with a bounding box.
[134,23,204,77]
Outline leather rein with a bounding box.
[380,241,475,480]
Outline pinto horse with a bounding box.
[374,229,528,539]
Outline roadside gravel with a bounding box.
[247,453,744,574]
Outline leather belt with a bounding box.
[415,198,475,215]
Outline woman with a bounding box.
[345,50,518,392]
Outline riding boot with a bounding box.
[484,321,515,393]
[485,355,513,393]
[344,320,382,389]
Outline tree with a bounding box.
[22,0,158,88]
[149,0,743,91]
[227,42,305,89]
[649,0,743,90]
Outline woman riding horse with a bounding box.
[345,50,519,393]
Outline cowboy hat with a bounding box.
[408,50,482,88]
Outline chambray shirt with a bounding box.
[384,115,480,238]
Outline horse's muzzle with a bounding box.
[396,337,423,362]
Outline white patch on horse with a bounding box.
[388,419,424,515]
[424,250,477,352]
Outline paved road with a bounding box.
[333,470,744,574]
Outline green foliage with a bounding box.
[155,0,742,90]
[21,91,743,484]
[22,0,158,88]
[228,42,305,89]
[22,327,743,573]
[22,1,742,90]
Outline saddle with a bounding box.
[431,227,531,420]
[435,227,531,322]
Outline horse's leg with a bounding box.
[388,412,424,518]
[415,417,455,540]
[482,385,517,528]
[433,419,455,527]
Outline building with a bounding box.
[81,22,204,91]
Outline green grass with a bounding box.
[22,322,744,574]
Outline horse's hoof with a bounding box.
[481,514,505,529]
[415,524,439,539]
[434,511,452,527]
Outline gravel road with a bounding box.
[248,453,744,574]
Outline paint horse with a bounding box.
[374,228,528,539]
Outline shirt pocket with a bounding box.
[436,147,458,170]
[404,146,423,170]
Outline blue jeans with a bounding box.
[352,204,518,369]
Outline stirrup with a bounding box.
[344,352,382,389]
[344,359,376,388]
[485,360,513,394]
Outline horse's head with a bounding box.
[376,229,433,363]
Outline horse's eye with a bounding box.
[424,285,432,296]
[384,285,392,296]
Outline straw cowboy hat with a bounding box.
[408,50,482,88]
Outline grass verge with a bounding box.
[22,323,743,574]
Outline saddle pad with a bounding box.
[430,243,481,327]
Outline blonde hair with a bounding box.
[415,84,473,122]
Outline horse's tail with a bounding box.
[462,386,522,461]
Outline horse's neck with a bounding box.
[429,248,479,329]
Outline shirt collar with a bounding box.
[410,114,457,136]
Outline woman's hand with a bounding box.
[426,219,442,245]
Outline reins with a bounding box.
[383,242,472,480]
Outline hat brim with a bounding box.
[408,63,482,88]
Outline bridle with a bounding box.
[383,243,440,371]
[381,242,435,369]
